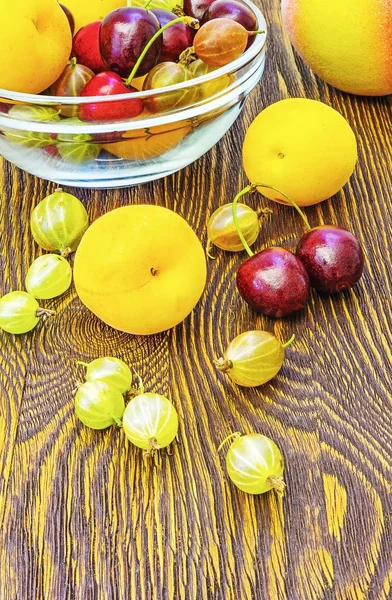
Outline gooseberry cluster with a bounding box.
[0,188,88,334]
[75,356,179,454]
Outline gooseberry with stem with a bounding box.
[30,188,89,257]
[215,330,294,387]
[193,18,262,66]
[0,291,54,334]
[206,201,270,256]
[122,392,179,453]
[77,357,132,394]
[25,254,72,300]
[74,381,125,430]
[220,432,285,495]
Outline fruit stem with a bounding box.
[61,247,72,258]
[112,416,123,428]
[125,17,200,85]
[206,239,216,260]
[232,185,255,257]
[248,29,265,35]
[251,182,311,230]
[76,360,89,367]
[36,308,55,318]
[218,431,241,452]
[214,357,233,373]
[129,369,145,396]
[282,334,295,348]
[267,475,286,497]
[144,0,154,8]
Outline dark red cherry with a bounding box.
[201,0,257,47]
[236,247,310,318]
[151,9,194,62]
[59,3,75,35]
[72,21,106,73]
[100,7,162,78]
[183,0,215,21]
[296,225,365,293]
[78,72,143,122]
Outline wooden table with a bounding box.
[1,1,391,598]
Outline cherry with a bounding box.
[100,7,162,78]
[151,9,195,62]
[296,225,364,293]
[78,72,143,122]
[59,3,75,36]
[237,248,310,317]
[184,0,215,21]
[72,21,106,73]
[201,0,257,47]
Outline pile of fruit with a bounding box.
[0,0,264,163]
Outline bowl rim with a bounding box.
[0,0,267,105]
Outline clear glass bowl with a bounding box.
[0,4,266,188]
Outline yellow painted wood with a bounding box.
[1,1,392,598]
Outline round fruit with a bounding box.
[60,0,126,34]
[215,330,286,387]
[184,0,215,20]
[236,247,310,318]
[0,0,72,94]
[78,357,132,394]
[30,189,89,255]
[122,392,178,451]
[50,59,95,117]
[0,291,40,334]
[79,72,143,122]
[207,202,259,253]
[296,225,364,293]
[225,433,285,495]
[194,18,249,66]
[74,381,125,430]
[282,0,392,96]
[143,62,196,112]
[59,3,75,35]
[187,59,232,99]
[72,21,106,73]
[202,0,257,47]
[100,7,162,78]
[73,205,206,335]
[103,125,192,160]
[151,9,194,62]
[242,98,358,206]
[131,0,184,11]
[25,254,72,299]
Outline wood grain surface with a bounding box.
[1,1,392,598]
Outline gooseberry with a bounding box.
[187,58,232,99]
[77,357,132,394]
[50,59,95,118]
[30,189,89,256]
[74,381,125,430]
[0,291,53,334]
[224,433,285,495]
[206,202,261,255]
[215,330,294,387]
[193,18,249,66]
[25,254,72,300]
[122,392,178,452]
[143,62,196,112]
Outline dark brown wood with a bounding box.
[1,1,392,598]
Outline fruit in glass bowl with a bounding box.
[0,0,266,187]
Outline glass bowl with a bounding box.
[0,3,266,188]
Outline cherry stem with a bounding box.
[125,17,199,85]
[251,182,311,230]
[282,334,295,348]
[218,431,241,452]
[144,0,154,8]
[267,475,286,497]
[214,357,233,373]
